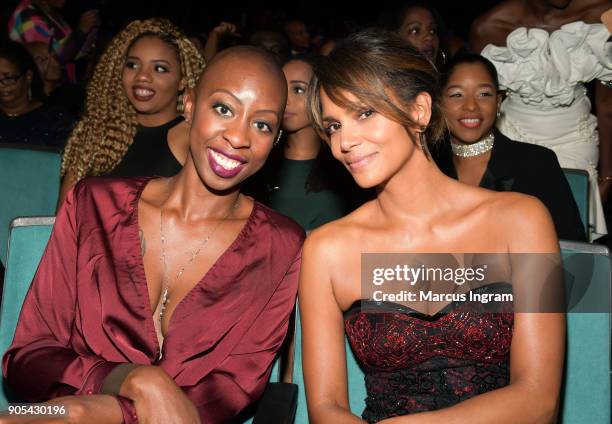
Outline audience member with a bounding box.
[435,52,586,241]
[58,18,205,207]
[248,30,290,63]
[379,1,449,67]
[300,29,564,423]
[8,0,100,82]
[0,40,74,147]
[26,41,85,116]
[3,46,303,424]
[471,0,612,240]
[250,54,356,232]
[284,19,311,55]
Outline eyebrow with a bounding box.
[290,79,309,84]
[125,56,172,65]
[445,83,495,90]
[210,89,280,118]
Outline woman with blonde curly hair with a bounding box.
[58,18,205,207]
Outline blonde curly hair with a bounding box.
[61,18,205,180]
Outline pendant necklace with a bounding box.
[157,192,239,327]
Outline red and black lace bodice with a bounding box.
[344,284,514,423]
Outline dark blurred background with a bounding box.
[1,0,501,42]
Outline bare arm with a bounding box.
[203,22,239,62]
[298,231,366,424]
[380,196,565,424]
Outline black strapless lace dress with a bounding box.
[344,283,514,423]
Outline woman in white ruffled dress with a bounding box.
[471,0,612,240]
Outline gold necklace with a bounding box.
[157,194,239,324]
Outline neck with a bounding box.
[163,156,242,221]
[450,131,495,158]
[284,126,321,160]
[374,150,455,229]
[137,110,179,127]
[44,80,59,96]
[1,96,33,116]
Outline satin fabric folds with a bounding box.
[2,176,305,423]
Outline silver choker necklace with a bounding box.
[451,133,494,157]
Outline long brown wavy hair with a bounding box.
[61,18,205,180]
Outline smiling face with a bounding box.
[320,88,429,188]
[121,35,184,125]
[0,57,30,108]
[441,62,501,145]
[184,48,287,192]
[282,59,313,132]
[398,7,439,62]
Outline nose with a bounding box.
[338,122,361,153]
[462,95,477,112]
[223,118,250,149]
[135,66,152,82]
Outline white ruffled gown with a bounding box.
[482,21,612,240]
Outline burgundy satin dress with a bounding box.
[3,176,305,423]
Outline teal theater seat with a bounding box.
[562,168,590,237]
[0,217,54,408]
[559,240,610,424]
[294,240,611,423]
[0,145,61,266]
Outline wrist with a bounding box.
[598,175,612,183]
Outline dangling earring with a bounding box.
[177,92,185,114]
[496,109,501,118]
[419,126,431,160]
[274,129,283,147]
[440,50,447,65]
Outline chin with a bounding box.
[349,171,383,190]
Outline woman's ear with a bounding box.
[178,78,186,92]
[183,88,195,124]
[411,92,432,128]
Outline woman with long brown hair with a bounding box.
[300,29,564,423]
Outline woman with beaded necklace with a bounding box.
[435,52,585,241]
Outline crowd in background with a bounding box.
[0,0,610,422]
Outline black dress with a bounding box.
[0,102,75,148]
[345,284,514,423]
[106,116,184,178]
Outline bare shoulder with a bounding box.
[304,201,376,264]
[470,0,521,50]
[484,191,558,253]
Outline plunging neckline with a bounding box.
[130,176,258,361]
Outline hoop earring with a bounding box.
[177,92,185,114]
[274,129,283,147]
[419,126,431,160]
